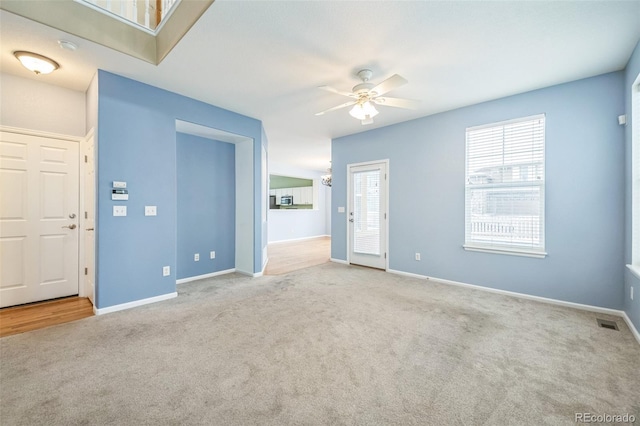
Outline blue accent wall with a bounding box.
[176,133,235,279]
[624,39,640,331]
[332,72,625,309]
[96,71,264,309]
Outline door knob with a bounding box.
[349,218,354,222]
[69,213,76,218]
[62,224,77,229]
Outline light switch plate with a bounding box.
[113,181,127,189]
[210,251,215,259]
[338,206,345,213]
[113,206,127,216]
[145,206,157,216]
[162,266,170,276]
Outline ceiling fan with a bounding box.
[315,69,419,125]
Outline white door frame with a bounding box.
[0,125,94,303]
[79,128,96,301]
[346,159,389,270]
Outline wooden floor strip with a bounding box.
[0,296,94,338]
[265,237,331,275]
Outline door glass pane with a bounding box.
[353,169,380,255]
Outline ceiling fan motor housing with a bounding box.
[352,82,375,97]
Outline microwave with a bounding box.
[281,195,293,205]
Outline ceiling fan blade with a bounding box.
[370,74,408,96]
[372,97,420,109]
[318,85,356,98]
[315,100,357,116]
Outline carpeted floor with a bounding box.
[1,263,638,425]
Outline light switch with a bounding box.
[113,181,127,189]
[145,206,157,216]
[113,206,127,216]
[338,206,345,213]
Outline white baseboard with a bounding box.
[330,258,348,265]
[622,312,640,345]
[387,268,631,321]
[236,269,258,277]
[269,235,330,244]
[176,269,235,284]
[94,292,177,315]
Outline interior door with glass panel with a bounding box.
[348,161,387,269]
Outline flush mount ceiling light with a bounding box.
[13,51,60,75]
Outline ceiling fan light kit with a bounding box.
[316,69,419,125]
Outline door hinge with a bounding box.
[85,211,88,219]
[384,253,387,259]
[84,155,88,163]
[384,213,387,219]
[84,267,88,275]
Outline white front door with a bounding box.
[348,161,388,270]
[0,130,79,308]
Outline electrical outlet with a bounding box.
[113,206,127,216]
[194,253,199,261]
[210,251,215,259]
[162,266,170,276]
[415,253,421,261]
[631,286,634,301]
[145,206,157,216]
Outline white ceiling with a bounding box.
[1,0,639,171]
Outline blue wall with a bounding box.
[176,133,235,279]
[96,71,265,309]
[332,72,625,309]
[624,40,640,331]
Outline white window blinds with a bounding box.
[464,114,546,257]
[353,170,381,255]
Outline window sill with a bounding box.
[627,264,640,280]
[463,244,547,259]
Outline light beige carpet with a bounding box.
[1,262,638,425]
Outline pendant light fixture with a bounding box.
[14,51,60,75]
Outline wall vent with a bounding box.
[596,318,619,331]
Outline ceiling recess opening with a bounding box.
[77,0,180,34]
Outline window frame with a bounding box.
[463,114,547,258]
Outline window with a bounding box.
[631,77,640,276]
[464,114,546,257]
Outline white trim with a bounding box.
[175,268,235,284]
[269,235,330,244]
[346,159,390,270]
[0,125,82,142]
[628,264,640,281]
[93,292,177,315]
[463,245,547,259]
[254,258,269,277]
[330,258,348,265]
[622,312,640,345]
[387,268,628,318]
[78,127,96,300]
